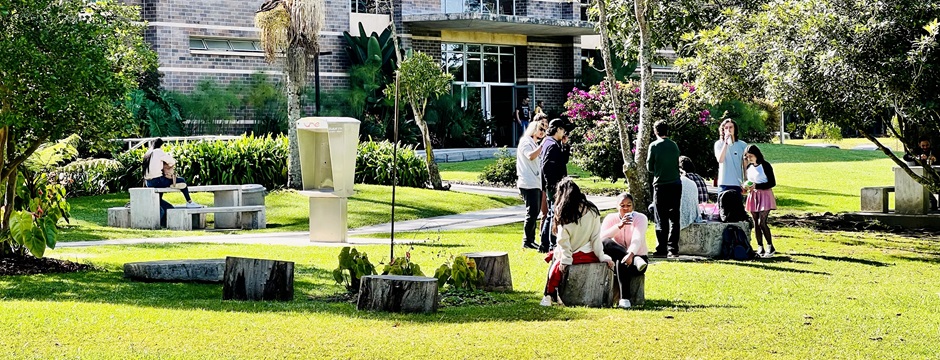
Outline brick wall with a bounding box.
[526,0,577,20]
[401,0,440,15]
[524,37,576,110]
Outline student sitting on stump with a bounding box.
[540,178,614,307]
[600,193,649,309]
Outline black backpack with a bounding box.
[720,224,755,260]
[718,190,749,223]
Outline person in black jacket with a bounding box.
[742,145,777,257]
[903,138,936,164]
[538,118,574,253]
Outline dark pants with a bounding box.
[539,185,557,252]
[146,176,192,202]
[653,181,682,254]
[603,239,649,298]
[719,185,743,194]
[520,188,542,246]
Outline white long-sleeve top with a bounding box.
[144,148,176,180]
[554,207,613,265]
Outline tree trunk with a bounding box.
[357,275,438,313]
[558,262,615,308]
[628,0,654,212]
[222,256,294,301]
[286,47,305,190]
[463,251,513,292]
[413,112,445,190]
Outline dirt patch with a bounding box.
[0,256,94,276]
[771,213,940,237]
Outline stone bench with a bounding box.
[126,184,265,229]
[167,206,266,231]
[679,221,752,258]
[124,259,225,283]
[861,186,895,213]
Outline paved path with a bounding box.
[415,147,515,163]
[57,184,619,248]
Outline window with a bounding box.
[441,42,516,86]
[351,0,390,14]
[442,0,513,15]
[189,38,263,53]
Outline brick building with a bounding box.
[126,0,609,142]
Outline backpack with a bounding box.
[720,224,755,260]
[717,190,749,223]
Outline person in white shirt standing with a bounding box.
[714,118,748,193]
[517,122,545,250]
[143,138,202,208]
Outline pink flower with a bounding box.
[632,88,640,94]
[670,108,678,116]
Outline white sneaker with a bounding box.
[618,299,632,309]
[185,201,204,208]
[170,183,187,190]
[540,295,553,307]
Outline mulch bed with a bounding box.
[771,212,940,237]
[0,256,93,276]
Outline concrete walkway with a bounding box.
[57,184,620,248]
[415,147,515,163]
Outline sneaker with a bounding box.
[766,246,776,257]
[618,299,632,309]
[170,182,187,190]
[667,252,679,259]
[523,242,539,250]
[540,295,553,307]
[185,201,204,208]
[756,246,765,257]
[651,252,668,258]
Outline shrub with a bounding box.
[804,120,843,142]
[424,93,487,148]
[55,158,125,197]
[332,247,377,293]
[478,147,516,186]
[433,255,485,290]
[382,253,424,276]
[564,81,717,181]
[356,139,429,187]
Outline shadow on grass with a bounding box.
[775,197,819,209]
[789,252,890,267]
[0,269,599,323]
[633,299,739,312]
[723,261,831,276]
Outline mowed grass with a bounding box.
[0,223,936,358]
[441,143,901,213]
[59,184,521,241]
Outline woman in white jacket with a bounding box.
[540,178,614,306]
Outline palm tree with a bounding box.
[255,0,324,189]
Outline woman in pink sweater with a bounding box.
[600,193,650,308]
[540,178,614,307]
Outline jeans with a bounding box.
[653,180,682,254]
[719,185,743,194]
[539,185,557,252]
[520,188,542,245]
[146,176,192,202]
[602,239,649,298]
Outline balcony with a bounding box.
[442,0,514,15]
[404,0,596,37]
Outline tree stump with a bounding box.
[559,262,614,308]
[357,275,438,313]
[463,251,512,292]
[222,257,294,301]
[614,273,646,307]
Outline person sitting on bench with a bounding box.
[143,138,202,208]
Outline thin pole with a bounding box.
[779,108,785,145]
[391,71,399,261]
[315,55,321,116]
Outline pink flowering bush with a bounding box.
[564,81,718,181]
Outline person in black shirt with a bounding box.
[903,138,936,164]
[538,118,573,253]
[515,97,531,136]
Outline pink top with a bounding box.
[600,212,649,256]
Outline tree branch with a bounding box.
[857,127,933,186]
[1,135,47,180]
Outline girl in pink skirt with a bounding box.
[743,145,777,257]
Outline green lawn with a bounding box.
[0,223,934,358]
[59,184,521,241]
[441,143,901,213]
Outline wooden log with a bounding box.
[463,251,512,292]
[558,262,614,308]
[357,275,438,313]
[222,257,294,301]
[614,273,646,308]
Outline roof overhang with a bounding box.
[403,13,597,36]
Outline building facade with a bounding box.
[126,0,607,141]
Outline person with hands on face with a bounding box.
[538,118,574,253]
[600,193,649,308]
[903,137,937,165]
[715,118,748,194]
[540,178,614,307]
